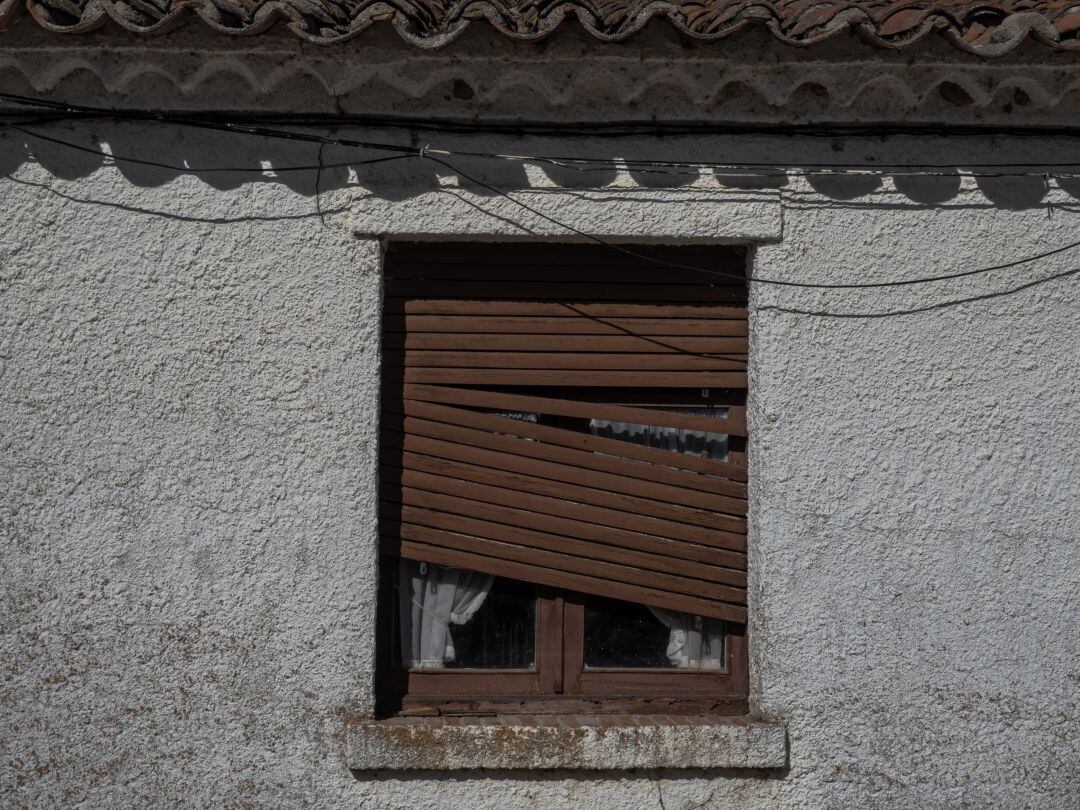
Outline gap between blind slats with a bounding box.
[388,399,748,493]
[385,243,745,268]
[381,426,748,511]
[384,283,745,302]
[401,384,748,437]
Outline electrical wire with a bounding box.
[425,154,1080,290]
[4,108,1080,295]
[6,123,417,174]
[5,92,1080,177]
[5,90,1080,142]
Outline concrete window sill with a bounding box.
[347,715,787,771]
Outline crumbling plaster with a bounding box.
[1,117,1078,808]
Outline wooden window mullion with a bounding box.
[561,598,585,695]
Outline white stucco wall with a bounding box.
[1,119,1078,808]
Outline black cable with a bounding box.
[6,92,1080,141]
[426,155,1080,290]
[7,123,417,174]
[758,266,1080,318]
[424,154,751,286]
[6,113,1080,294]
[4,93,1080,176]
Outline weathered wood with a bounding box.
[382,428,750,527]
[385,334,749,353]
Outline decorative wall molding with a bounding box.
[0,26,1077,125]
[0,0,1078,55]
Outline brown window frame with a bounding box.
[375,562,748,717]
[376,240,750,718]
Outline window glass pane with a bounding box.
[584,595,726,670]
[398,560,535,670]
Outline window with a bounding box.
[376,242,749,716]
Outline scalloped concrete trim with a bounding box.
[347,716,788,770]
[0,29,1078,126]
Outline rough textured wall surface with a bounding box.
[1,121,1078,808]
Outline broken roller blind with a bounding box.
[379,242,750,623]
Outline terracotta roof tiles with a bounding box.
[1,0,1077,54]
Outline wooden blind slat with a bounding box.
[387,315,748,336]
[386,333,747,353]
[400,369,749,387]
[385,441,748,524]
[381,535,748,623]
[386,503,747,578]
[392,301,747,318]
[382,519,746,605]
[380,242,750,621]
[384,461,745,544]
[386,477,744,550]
[381,482,746,557]
[389,351,746,371]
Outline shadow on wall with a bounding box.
[1,122,1079,217]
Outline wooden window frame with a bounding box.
[376,241,750,718]
[375,559,749,717]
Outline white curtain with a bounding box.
[589,410,729,461]
[590,410,729,669]
[647,608,725,669]
[399,560,494,669]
